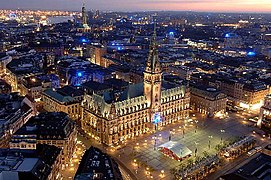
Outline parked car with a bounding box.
[247,149,257,156]
[255,146,262,152]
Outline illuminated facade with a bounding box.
[258,95,271,128]
[216,79,268,110]
[81,27,190,146]
[42,86,84,121]
[86,45,107,66]
[0,94,35,148]
[190,86,227,117]
[9,112,77,170]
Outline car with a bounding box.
[187,118,193,122]
[255,146,262,152]
[253,130,266,138]
[224,152,230,158]
[247,149,257,156]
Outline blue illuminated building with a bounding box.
[169,31,174,36]
[247,51,256,56]
[225,33,231,38]
[81,38,88,43]
[77,72,83,77]
[9,13,17,19]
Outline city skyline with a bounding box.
[1,1,271,179]
[1,0,271,13]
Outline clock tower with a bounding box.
[144,23,162,130]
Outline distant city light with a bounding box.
[169,31,174,36]
[117,46,122,51]
[81,38,87,43]
[247,51,256,56]
[77,72,83,77]
[9,13,17,19]
[225,33,230,38]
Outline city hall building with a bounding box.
[81,29,190,146]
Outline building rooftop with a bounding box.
[82,81,112,94]
[221,153,271,180]
[190,83,227,100]
[75,146,122,180]
[0,93,32,135]
[13,112,75,140]
[103,82,144,103]
[0,144,61,180]
[243,81,267,92]
[43,86,83,104]
[6,54,43,76]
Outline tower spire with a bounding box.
[146,15,160,73]
[151,14,157,47]
[153,18,157,41]
[82,0,88,25]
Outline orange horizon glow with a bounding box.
[131,0,271,13]
[1,0,271,13]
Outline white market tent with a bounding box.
[158,141,192,160]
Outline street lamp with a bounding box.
[146,167,150,176]
[195,120,198,133]
[208,135,213,149]
[154,135,157,150]
[195,142,199,157]
[182,126,185,138]
[220,129,225,144]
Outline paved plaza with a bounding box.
[79,111,258,180]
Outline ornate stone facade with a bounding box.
[81,27,190,146]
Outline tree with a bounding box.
[215,144,222,151]
[202,151,209,158]
[178,163,186,171]
[187,158,195,168]
[170,168,177,175]
[195,156,202,163]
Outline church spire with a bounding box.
[82,0,88,25]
